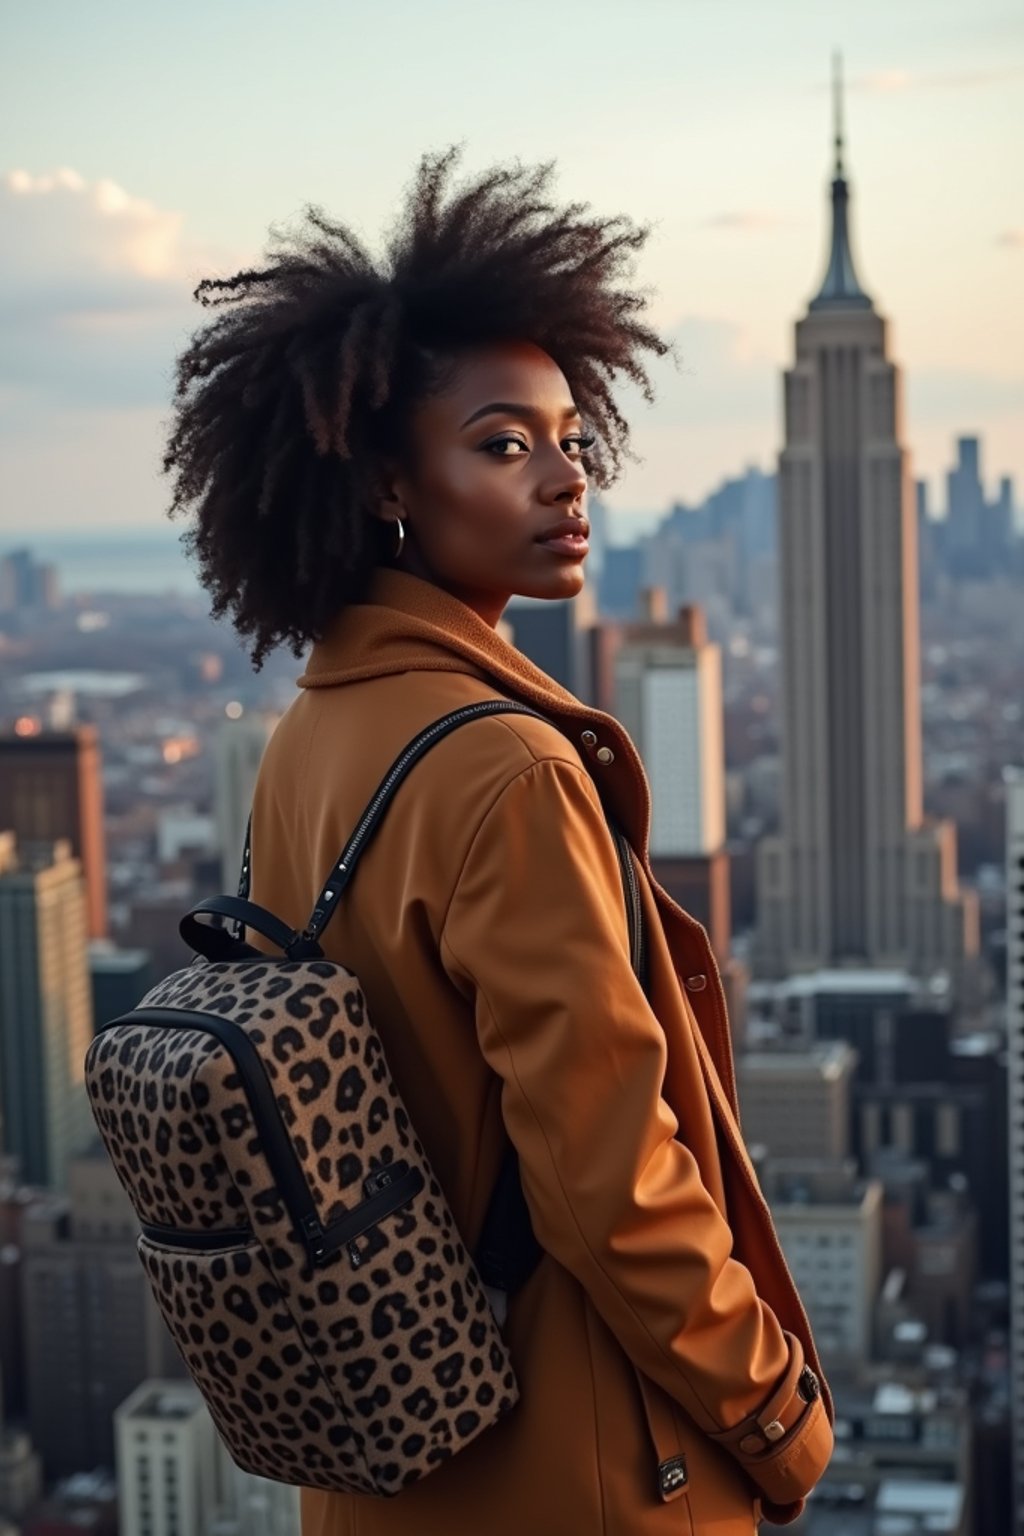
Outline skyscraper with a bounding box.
[736,1041,857,1163]
[613,594,731,958]
[761,1162,883,1365]
[0,835,94,1189]
[114,1381,218,1536]
[114,1379,300,1536]
[0,727,107,940]
[0,550,59,615]
[613,596,725,860]
[20,1150,185,1478]
[506,583,597,701]
[946,436,985,571]
[943,436,1015,578]
[756,64,975,985]
[1007,770,1024,1533]
[214,712,277,891]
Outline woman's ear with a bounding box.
[371,463,407,526]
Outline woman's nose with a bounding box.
[546,458,587,504]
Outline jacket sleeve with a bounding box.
[439,755,832,1509]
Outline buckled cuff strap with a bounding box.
[739,1366,821,1454]
[707,1333,832,1508]
[711,1333,807,1456]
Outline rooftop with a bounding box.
[801,1476,965,1535]
[55,1470,118,1501]
[739,1041,857,1078]
[873,1382,939,1416]
[119,1382,202,1422]
[764,1165,879,1210]
[88,940,150,973]
[781,968,915,998]
[877,1478,963,1527]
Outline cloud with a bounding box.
[3,168,190,309]
[703,210,784,233]
[850,65,1024,95]
[0,168,234,407]
[996,228,1024,249]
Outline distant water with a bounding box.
[1,530,201,597]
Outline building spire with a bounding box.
[833,49,845,176]
[810,52,872,312]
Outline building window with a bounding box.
[892,1103,915,1152]
[936,1102,961,1157]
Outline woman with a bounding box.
[165,151,833,1534]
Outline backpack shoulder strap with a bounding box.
[237,699,548,926]
[302,700,550,946]
[238,696,647,984]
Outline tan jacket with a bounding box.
[250,568,833,1536]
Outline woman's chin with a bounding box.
[515,565,588,603]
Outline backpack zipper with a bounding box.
[140,1219,254,1251]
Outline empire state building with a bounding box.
[756,75,977,984]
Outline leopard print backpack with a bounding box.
[84,699,646,1498]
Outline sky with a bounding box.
[1,0,1021,539]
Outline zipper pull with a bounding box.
[347,1240,363,1269]
[300,1213,327,1264]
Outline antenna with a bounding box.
[833,51,845,177]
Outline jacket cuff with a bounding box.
[707,1333,833,1507]
[731,1392,832,1507]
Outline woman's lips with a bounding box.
[536,532,589,559]
[535,516,590,560]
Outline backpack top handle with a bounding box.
[179,894,324,963]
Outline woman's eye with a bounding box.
[564,433,597,458]
[487,436,528,456]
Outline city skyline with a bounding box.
[1,0,1021,536]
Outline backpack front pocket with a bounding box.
[137,1233,373,1493]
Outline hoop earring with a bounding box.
[391,518,405,561]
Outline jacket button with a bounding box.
[685,974,708,992]
[581,730,597,748]
[596,746,615,765]
[799,1366,821,1403]
[739,1433,765,1456]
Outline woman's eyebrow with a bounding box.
[459,401,582,429]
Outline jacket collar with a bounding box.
[301,568,582,709]
[300,567,654,853]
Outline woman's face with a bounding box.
[378,340,591,627]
